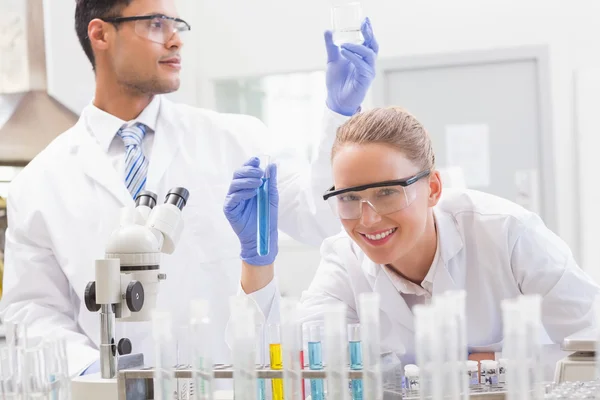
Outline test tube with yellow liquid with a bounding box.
[269,324,284,400]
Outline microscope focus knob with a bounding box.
[118,338,132,355]
[84,282,101,312]
[126,281,145,312]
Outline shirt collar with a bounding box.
[382,229,441,296]
[83,95,161,153]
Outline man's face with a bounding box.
[106,0,186,95]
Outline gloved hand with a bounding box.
[325,17,380,116]
[223,157,279,266]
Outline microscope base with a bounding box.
[71,373,118,400]
[554,351,596,384]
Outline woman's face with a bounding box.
[331,142,441,265]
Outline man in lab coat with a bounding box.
[0,0,379,376]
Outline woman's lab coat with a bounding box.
[0,95,346,376]
[241,188,600,361]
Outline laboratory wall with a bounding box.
[38,0,600,286]
[191,0,600,281]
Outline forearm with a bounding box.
[241,261,275,294]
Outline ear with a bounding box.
[88,18,111,53]
[427,170,443,207]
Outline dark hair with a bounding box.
[75,0,133,69]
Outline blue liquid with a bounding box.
[257,378,266,400]
[257,177,270,257]
[308,341,324,400]
[349,341,363,400]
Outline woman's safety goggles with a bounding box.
[103,14,191,45]
[322,170,431,220]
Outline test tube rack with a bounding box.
[116,365,509,400]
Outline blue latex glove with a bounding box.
[325,17,380,116]
[223,157,279,266]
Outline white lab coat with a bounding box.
[240,189,600,363]
[0,95,346,376]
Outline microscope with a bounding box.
[71,187,189,400]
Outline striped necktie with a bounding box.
[117,122,149,199]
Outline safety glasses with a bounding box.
[322,170,431,220]
[103,14,191,45]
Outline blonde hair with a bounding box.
[332,106,435,170]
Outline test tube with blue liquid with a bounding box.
[257,155,271,257]
[348,324,363,400]
[256,323,266,400]
[308,324,325,400]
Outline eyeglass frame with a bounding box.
[322,169,431,201]
[101,14,192,38]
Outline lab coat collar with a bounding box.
[144,97,184,190]
[75,96,184,205]
[74,117,133,206]
[431,206,465,295]
[84,95,161,153]
[432,206,464,268]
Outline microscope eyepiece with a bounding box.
[165,187,189,210]
[135,191,158,209]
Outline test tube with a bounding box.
[307,323,325,400]
[435,291,467,400]
[256,323,266,400]
[268,324,284,400]
[152,310,175,400]
[230,297,258,400]
[5,321,28,396]
[325,303,349,400]
[502,295,544,400]
[190,300,214,400]
[280,298,303,400]
[522,295,544,399]
[595,295,600,382]
[256,155,271,257]
[175,325,193,400]
[331,1,364,46]
[348,324,363,400]
[414,304,437,400]
[358,293,382,400]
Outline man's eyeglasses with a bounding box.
[102,14,191,45]
[322,170,431,220]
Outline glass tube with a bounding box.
[269,324,284,400]
[255,323,266,400]
[230,297,257,400]
[190,300,214,400]
[308,324,325,400]
[414,304,436,400]
[325,303,349,400]
[256,155,271,256]
[358,292,382,400]
[152,310,175,400]
[281,298,303,400]
[5,321,27,397]
[348,324,363,400]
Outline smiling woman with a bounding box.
[229,105,600,366]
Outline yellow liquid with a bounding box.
[269,343,284,400]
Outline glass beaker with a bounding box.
[331,2,364,46]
